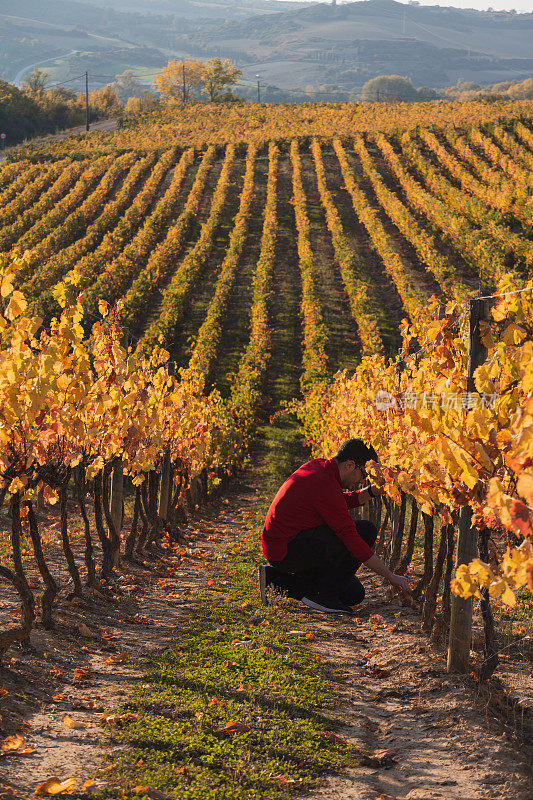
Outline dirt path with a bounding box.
[300,569,533,800]
[0,478,258,797]
[1,474,532,799]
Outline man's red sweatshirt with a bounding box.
[262,458,374,563]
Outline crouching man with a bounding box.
[259,438,409,615]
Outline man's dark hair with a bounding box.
[334,438,378,465]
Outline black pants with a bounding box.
[267,520,377,606]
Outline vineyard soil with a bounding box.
[1,466,531,798]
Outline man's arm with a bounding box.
[363,553,410,592]
[345,484,385,508]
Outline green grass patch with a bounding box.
[96,448,357,799]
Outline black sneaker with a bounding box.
[258,565,268,606]
[301,593,354,615]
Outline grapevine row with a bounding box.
[21,155,155,300]
[0,160,69,236]
[514,120,533,152]
[333,137,428,322]
[401,133,533,271]
[310,139,384,354]
[0,163,43,210]
[376,134,520,290]
[468,126,533,190]
[226,142,279,463]
[0,159,33,192]
[82,146,199,319]
[445,131,518,194]
[294,285,533,612]
[15,155,116,276]
[353,135,470,301]
[35,148,180,322]
[0,260,232,658]
[289,139,329,390]
[419,129,529,225]
[492,123,533,174]
[137,144,235,350]
[187,144,257,381]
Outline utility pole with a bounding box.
[256,74,261,103]
[85,71,89,132]
[447,295,494,673]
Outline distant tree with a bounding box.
[110,70,144,103]
[89,86,122,117]
[361,75,419,102]
[124,90,160,115]
[22,67,48,96]
[153,59,204,104]
[416,86,439,101]
[508,78,533,99]
[200,58,242,102]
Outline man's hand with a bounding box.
[369,483,386,497]
[389,573,410,594]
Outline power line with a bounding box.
[43,74,86,90]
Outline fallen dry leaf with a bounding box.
[72,700,96,710]
[81,781,94,791]
[1,736,25,752]
[320,731,348,744]
[273,776,303,789]
[0,735,34,756]
[364,666,391,679]
[360,749,397,767]
[0,788,16,799]
[63,716,86,730]
[105,652,129,664]
[33,778,76,796]
[216,721,251,735]
[73,669,89,680]
[78,623,95,638]
[51,694,64,702]
[50,670,63,680]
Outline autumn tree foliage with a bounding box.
[153,58,242,104]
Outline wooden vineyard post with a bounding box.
[158,448,171,522]
[110,457,124,538]
[447,296,493,673]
